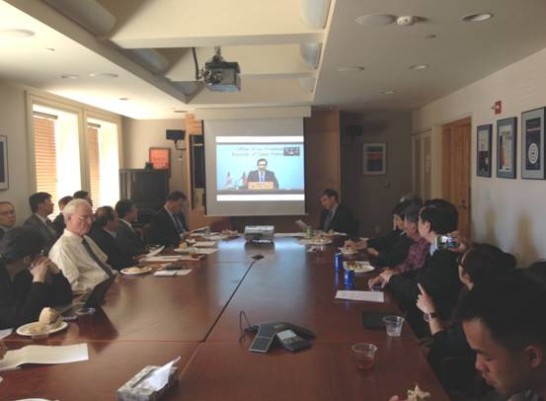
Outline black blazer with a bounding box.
[88,226,134,270]
[319,204,358,236]
[23,214,59,253]
[148,207,188,247]
[247,170,279,189]
[53,213,66,236]
[116,220,147,259]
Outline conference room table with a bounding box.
[2,236,450,401]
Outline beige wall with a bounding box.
[413,45,546,267]
[0,82,33,218]
[341,111,413,237]
[121,117,186,193]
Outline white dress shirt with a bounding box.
[49,229,110,291]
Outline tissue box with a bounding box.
[117,365,178,401]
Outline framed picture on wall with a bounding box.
[521,107,546,179]
[477,124,492,177]
[0,136,8,190]
[362,143,386,175]
[497,117,517,179]
[149,147,171,172]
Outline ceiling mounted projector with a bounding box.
[200,47,241,92]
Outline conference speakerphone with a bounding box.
[248,322,315,353]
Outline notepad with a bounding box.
[153,270,191,277]
[335,290,384,303]
[0,343,88,371]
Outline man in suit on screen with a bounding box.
[247,158,279,189]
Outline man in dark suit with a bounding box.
[23,192,59,253]
[247,158,279,189]
[88,206,133,270]
[148,191,188,247]
[53,195,72,236]
[0,201,16,241]
[319,188,358,236]
[115,199,147,259]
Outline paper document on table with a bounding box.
[274,232,306,238]
[145,245,165,258]
[153,270,191,277]
[0,328,12,340]
[0,343,88,371]
[145,255,184,262]
[335,290,384,303]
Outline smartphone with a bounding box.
[436,235,459,250]
[276,329,311,352]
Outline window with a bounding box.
[30,96,120,212]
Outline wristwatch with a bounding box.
[423,312,438,322]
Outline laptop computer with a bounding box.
[56,276,116,320]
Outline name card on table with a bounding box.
[335,290,384,303]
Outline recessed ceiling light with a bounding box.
[89,72,119,79]
[382,90,396,95]
[0,29,35,39]
[337,66,366,72]
[46,47,56,52]
[173,110,187,113]
[409,64,429,70]
[462,13,493,22]
[119,97,129,101]
[60,74,79,79]
[355,14,396,26]
[425,34,437,40]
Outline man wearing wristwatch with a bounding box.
[415,243,516,395]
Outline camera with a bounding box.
[436,235,459,250]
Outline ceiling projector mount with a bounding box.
[192,46,241,92]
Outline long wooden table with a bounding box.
[1,237,450,401]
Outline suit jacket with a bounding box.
[23,214,59,253]
[116,220,147,259]
[88,226,134,270]
[389,249,461,337]
[372,234,413,267]
[319,203,358,237]
[148,207,188,247]
[247,170,279,189]
[53,213,66,236]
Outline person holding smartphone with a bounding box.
[0,226,72,329]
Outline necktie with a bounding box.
[173,214,185,234]
[81,238,115,278]
[260,172,264,182]
[45,219,58,236]
[324,210,334,231]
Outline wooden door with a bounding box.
[442,118,471,238]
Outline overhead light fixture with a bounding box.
[337,66,365,72]
[0,29,35,39]
[355,14,396,26]
[89,72,119,79]
[424,34,437,40]
[300,42,323,69]
[60,74,79,79]
[382,90,396,95]
[462,13,493,22]
[119,97,129,101]
[409,64,429,70]
[298,77,316,93]
[173,110,187,114]
[46,47,56,52]
[396,16,420,27]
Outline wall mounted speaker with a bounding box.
[166,129,185,141]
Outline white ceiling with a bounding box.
[1,0,546,119]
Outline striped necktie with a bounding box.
[81,238,115,277]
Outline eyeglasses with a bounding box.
[75,214,95,222]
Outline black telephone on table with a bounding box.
[248,322,315,353]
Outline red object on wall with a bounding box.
[494,100,502,114]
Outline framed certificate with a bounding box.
[521,107,546,179]
[477,124,492,177]
[497,117,517,179]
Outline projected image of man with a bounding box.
[247,158,279,189]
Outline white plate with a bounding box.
[343,261,375,273]
[145,245,165,258]
[16,321,68,337]
[338,247,358,255]
[298,238,332,245]
[120,266,153,275]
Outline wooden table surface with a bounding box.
[1,237,450,401]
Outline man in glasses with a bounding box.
[0,202,16,241]
[49,199,115,292]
